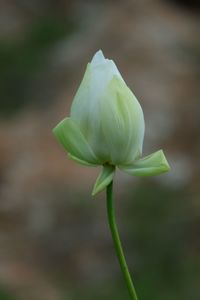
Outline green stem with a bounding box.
[106,181,138,300]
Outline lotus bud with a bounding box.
[53,50,170,195]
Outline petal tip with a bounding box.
[158,150,171,172]
[91,50,105,65]
[92,165,115,196]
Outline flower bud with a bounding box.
[53,50,170,195]
[71,50,145,165]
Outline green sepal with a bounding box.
[53,117,99,165]
[68,153,98,167]
[92,164,115,196]
[120,150,170,176]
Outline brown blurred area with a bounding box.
[0,0,199,300]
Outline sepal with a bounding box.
[92,164,115,196]
[120,150,170,176]
[53,117,99,165]
[68,153,98,167]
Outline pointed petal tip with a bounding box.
[157,150,171,172]
[96,49,104,55]
[52,118,66,138]
[91,49,106,65]
[92,164,115,196]
[91,183,99,197]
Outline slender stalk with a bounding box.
[106,181,138,300]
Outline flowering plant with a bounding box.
[53,50,170,300]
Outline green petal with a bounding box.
[120,150,170,176]
[68,153,97,167]
[53,117,99,165]
[100,76,145,165]
[92,164,115,196]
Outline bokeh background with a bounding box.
[0,0,200,299]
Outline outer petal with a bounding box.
[68,153,97,167]
[101,76,145,165]
[53,117,99,165]
[70,51,124,162]
[92,164,115,196]
[119,150,170,176]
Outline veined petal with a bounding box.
[101,76,145,165]
[92,164,115,196]
[70,51,125,162]
[53,117,99,165]
[120,150,170,176]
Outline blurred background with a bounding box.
[0,0,199,299]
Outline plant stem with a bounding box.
[106,181,138,300]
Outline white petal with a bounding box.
[91,50,123,81]
[91,50,105,66]
[100,76,145,164]
[70,55,124,162]
[70,51,138,164]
